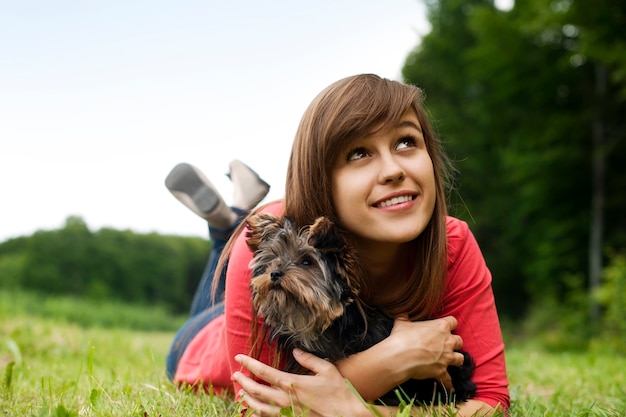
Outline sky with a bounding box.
[0,0,431,242]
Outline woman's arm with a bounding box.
[229,214,507,414]
[305,218,509,408]
[335,316,466,402]
[441,218,510,410]
[223,203,466,398]
[234,350,500,417]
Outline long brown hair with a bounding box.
[285,74,453,320]
[215,74,454,321]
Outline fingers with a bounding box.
[235,354,296,393]
[440,315,458,331]
[439,316,463,352]
[236,350,333,388]
[238,387,284,416]
[291,349,333,375]
[436,352,464,392]
[453,351,466,367]
[233,369,292,417]
[451,334,464,351]
[234,352,337,417]
[435,350,465,391]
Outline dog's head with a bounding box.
[246,213,362,350]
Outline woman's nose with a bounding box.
[378,155,405,184]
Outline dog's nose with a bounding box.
[270,270,283,283]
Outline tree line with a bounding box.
[0,216,209,314]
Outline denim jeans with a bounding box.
[166,208,247,381]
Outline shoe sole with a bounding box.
[165,163,219,214]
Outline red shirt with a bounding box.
[174,201,510,409]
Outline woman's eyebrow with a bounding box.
[397,120,422,132]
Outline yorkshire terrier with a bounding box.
[246,213,476,406]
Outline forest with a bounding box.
[403,0,625,349]
[1,0,624,351]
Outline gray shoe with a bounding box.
[165,163,234,228]
[228,159,271,210]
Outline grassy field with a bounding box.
[1,290,624,416]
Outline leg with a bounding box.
[189,207,247,316]
[165,160,269,314]
[164,160,269,380]
[165,160,270,228]
[166,212,244,381]
[165,163,236,229]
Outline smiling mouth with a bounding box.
[375,195,415,208]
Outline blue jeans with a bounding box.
[166,208,247,381]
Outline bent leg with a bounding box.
[164,160,269,381]
[188,207,247,316]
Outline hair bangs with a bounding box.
[327,76,424,159]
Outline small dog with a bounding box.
[246,213,476,406]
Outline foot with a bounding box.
[165,163,235,229]
[228,160,270,210]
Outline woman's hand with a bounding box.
[232,349,370,417]
[232,316,466,415]
[389,316,466,389]
[334,315,466,401]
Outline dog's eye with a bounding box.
[300,257,313,266]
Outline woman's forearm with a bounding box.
[336,317,464,402]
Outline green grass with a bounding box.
[1,290,624,416]
[0,290,186,332]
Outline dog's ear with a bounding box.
[307,217,345,252]
[309,217,364,298]
[246,213,283,252]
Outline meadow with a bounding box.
[1,290,624,416]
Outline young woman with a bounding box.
[167,74,509,416]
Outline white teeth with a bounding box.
[378,195,413,208]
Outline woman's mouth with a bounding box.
[375,195,414,208]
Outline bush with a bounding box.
[592,251,626,354]
[507,270,594,352]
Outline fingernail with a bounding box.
[293,348,302,355]
[234,354,242,363]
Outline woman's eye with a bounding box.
[396,136,417,150]
[347,147,368,161]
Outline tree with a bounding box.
[1,216,211,313]
[403,0,626,320]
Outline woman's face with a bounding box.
[331,109,436,246]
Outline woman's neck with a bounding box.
[355,239,412,302]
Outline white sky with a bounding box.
[0,0,430,242]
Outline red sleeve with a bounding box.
[438,217,510,410]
